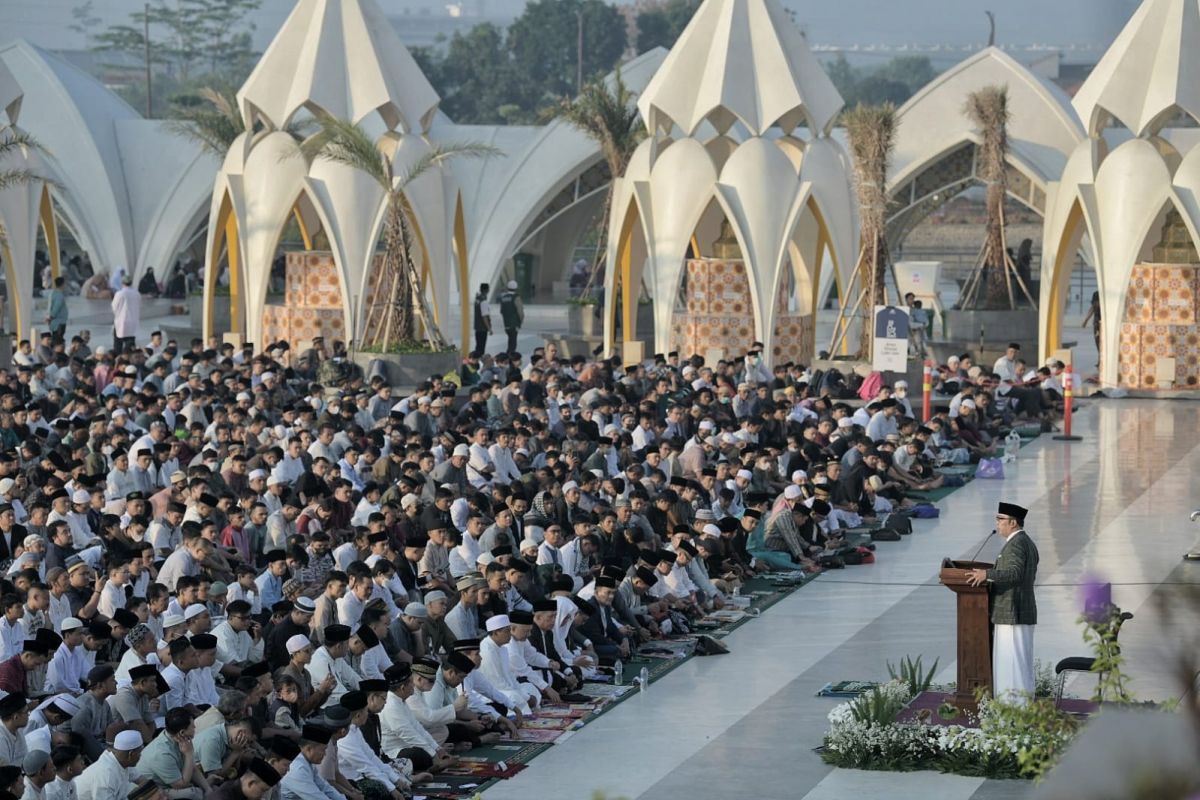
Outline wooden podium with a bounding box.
[939,559,994,710]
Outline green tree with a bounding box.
[506,0,627,112]
[90,0,263,116]
[299,117,497,350]
[822,54,939,108]
[635,0,701,53]
[557,71,645,290]
[435,24,522,125]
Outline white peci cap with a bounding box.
[286,634,312,654]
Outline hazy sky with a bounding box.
[0,0,1140,60]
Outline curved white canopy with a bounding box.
[637,0,843,137]
[238,0,439,134]
[1072,0,1200,137]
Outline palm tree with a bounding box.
[0,130,49,248]
[299,115,497,351]
[557,70,645,296]
[959,85,1034,310]
[166,86,310,156]
[165,87,244,157]
[830,102,897,359]
[0,130,40,193]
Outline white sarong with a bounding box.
[993,623,1035,704]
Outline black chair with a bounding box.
[1054,606,1133,703]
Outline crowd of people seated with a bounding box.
[0,320,1062,799]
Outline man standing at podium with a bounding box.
[966,502,1039,703]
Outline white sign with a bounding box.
[872,305,910,372]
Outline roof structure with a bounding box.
[238,0,440,134]
[1071,0,1200,136]
[0,40,215,282]
[637,0,843,137]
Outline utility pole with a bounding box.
[576,6,584,95]
[144,3,152,118]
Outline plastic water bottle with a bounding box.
[639,666,649,693]
[613,659,623,685]
[1004,430,1021,462]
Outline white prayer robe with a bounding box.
[993,624,1035,705]
[45,642,88,695]
[506,638,551,691]
[479,635,537,711]
[380,693,439,758]
[338,725,408,791]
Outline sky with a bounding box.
[0,0,1141,61]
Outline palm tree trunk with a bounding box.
[385,201,411,348]
[984,182,1008,308]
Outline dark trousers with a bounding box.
[395,747,433,772]
[113,331,135,355]
[474,327,488,355]
[51,324,65,345]
[505,327,518,354]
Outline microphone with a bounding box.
[966,529,996,565]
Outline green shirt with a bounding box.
[137,731,184,785]
[193,723,229,773]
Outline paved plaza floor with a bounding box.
[480,399,1200,800]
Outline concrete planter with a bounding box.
[567,304,600,337]
[938,307,1039,363]
[350,350,459,388]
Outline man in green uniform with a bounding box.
[499,280,523,354]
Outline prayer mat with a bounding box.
[440,760,529,780]
[511,727,566,743]
[815,680,880,698]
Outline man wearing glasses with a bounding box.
[966,502,1039,704]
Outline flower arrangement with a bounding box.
[821,679,1079,780]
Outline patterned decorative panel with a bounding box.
[771,314,814,363]
[285,252,342,308]
[1124,265,1154,323]
[671,259,813,363]
[271,250,390,346]
[1118,263,1200,388]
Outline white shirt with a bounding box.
[115,647,161,689]
[479,635,533,712]
[487,444,521,485]
[380,693,439,758]
[272,455,306,487]
[48,592,72,633]
[0,617,24,661]
[98,581,126,619]
[306,647,359,708]
[449,536,481,579]
[506,637,550,690]
[466,443,495,488]
[75,750,136,800]
[111,287,141,338]
[355,642,390,680]
[45,642,89,695]
[338,725,407,791]
[226,583,261,615]
[213,620,262,666]
[161,663,188,710]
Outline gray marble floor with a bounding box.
[482,399,1200,800]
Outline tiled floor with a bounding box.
[482,400,1200,800]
